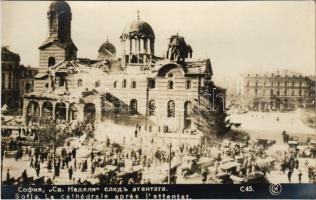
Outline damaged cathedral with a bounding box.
[23,0,226,135]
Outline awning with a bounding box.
[230,175,245,182]
[288,141,298,145]
[219,162,240,170]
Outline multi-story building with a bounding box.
[1,47,38,112]
[1,46,20,109]
[18,65,38,108]
[23,1,225,134]
[237,70,315,111]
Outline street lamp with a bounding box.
[167,142,172,184]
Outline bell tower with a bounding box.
[47,0,72,43]
[38,0,77,74]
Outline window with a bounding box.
[122,79,127,88]
[284,90,287,96]
[130,99,137,115]
[59,77,65,87]
[255,82,258,87]
[78,79,82,87]
[270,89,274,96]
[168,80,174,89]
[276,90,280,95]
[48,57,56,67]
[299,90,302,96]
[186,80,191,89]
[247,81,249,87]
[255,89,258,96]
[2,73,4,89]
[148,100,156,116]
[292,90,295,96]
[131,80,137,88]
[148,79,155,89]
[292,82,295,87]
[168,73,173,78]
[167,100,175,118]
[113,81,117,88]
[95,80,100,88]
[285,82,287,87]
[8,73,12,89]
[263,90,266,96]
[277,82,280,87]
[263,82,266,87]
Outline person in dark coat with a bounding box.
[72,148,76,159]
[22,170,28,185]
[288,170,292,183]
[35,163,40,177]
[30,157,34,168]
[68,166,73,181]
[47,159,52,172]
[298,170,302,183]
[6,169,10,181]
[90,151,94,162]
[134,130,138,138]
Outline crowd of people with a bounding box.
[2,118,316,185]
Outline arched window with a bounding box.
[130,99,137,115]
[122,79,127,88]
[168,80,173,89]
[184,101,192,118]
[186,80,191,89]
[131,80,137,88]
[148,100,156,116]
[148,79,155,89]
[167,100,175,118]
[95,80,100,88]
[113,81,117,88]
[78,79,82,87]
[48,57,55,67]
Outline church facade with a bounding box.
[23,1,225,134]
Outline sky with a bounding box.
[1,1,315,84]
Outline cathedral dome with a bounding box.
[97,39,116,60]
[122,19,155,39]
[49,0,71,14]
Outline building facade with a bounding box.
[18,65,39,109]
[1,47,39,112]
[1,46,21,109]
[237,71,315,111]
[24,1,225,134]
